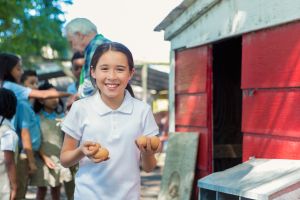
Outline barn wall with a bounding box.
[175,45,213,198]
[241,21,300,160]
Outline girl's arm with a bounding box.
[29,89,71,99]
[21,128,37,174]
[138,137,162,173]
[60,134,83,168]
[141,153,157,173]
[4,150,17,200]
[60,134,103,167]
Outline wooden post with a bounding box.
[141,63,148,102]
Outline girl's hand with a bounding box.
[80,141,100,157]
[135,137,162,156]
[90,153,110,163]
[81,141,110,163]
[43,156,56,169]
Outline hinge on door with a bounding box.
[243,89,256,96]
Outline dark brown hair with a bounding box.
[33,82,64,114]
[0,53,21,83]
[0,88,17,121]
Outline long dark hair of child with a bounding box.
[90,42,135,97]
[0,53,20,83]
[33,82,64,114]
[0,88,17,126]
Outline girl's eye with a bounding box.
[100,67,109,71]
[116,68,125,72]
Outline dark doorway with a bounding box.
[212,37,243,172]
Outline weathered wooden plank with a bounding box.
[175,46,208,93]
[242,21,300,89]
[198,159,300,200]
[164,0,300,50]
[242,89,300,137]
[175,94,207,127]
[243,134,300,161]
[271,182,300,200]
[158,132,199,200]
[176,126,209,171]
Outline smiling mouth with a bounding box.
[105,83,119,89]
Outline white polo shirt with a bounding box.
[61,90,159,200]
[0,117,18,152]
[0,117,18,199]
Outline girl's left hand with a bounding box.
[43,156,56,169]
[135,137,162,156]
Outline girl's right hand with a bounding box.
[80,141,109,163]
[80,141,99,158]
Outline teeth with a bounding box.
[106,84,118,88]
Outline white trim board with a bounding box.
[159,0,300,50]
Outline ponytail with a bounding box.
[125,84,135,97]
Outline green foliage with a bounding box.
[0,0,72,67]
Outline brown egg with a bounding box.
[93,147,109,160]
[137,136,147,147]
[88,143,100,152]
[150,136,160,151]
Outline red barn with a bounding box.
[155,0,300,198]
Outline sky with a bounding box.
[62,0,182,63]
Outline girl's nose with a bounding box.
[108,69,116,79]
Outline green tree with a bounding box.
[0,0,72,67]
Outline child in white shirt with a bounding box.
[0,88,18,200]
[60,42,162,200]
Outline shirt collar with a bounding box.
[92,90,133,116]
[41,110,63,120]
[0,115,15,130]
[85,34,105,52]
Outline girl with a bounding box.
[0,53,71,101]
[32,82,72,200]
[60,42,162,200]
[0,88,18,200]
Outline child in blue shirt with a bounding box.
[32,82,72,199]
[0,53,71,101]
[15,71,56,199]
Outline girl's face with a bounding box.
[91,50,134,104]
[11,61,23,83]
[41,89,59,112]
